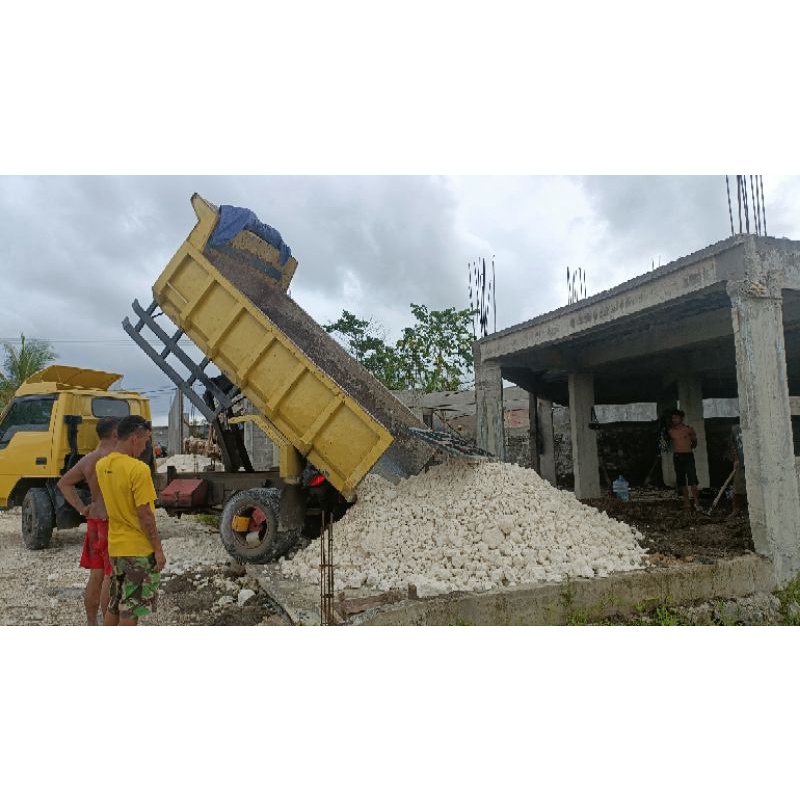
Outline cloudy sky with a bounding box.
[2,175,799,424]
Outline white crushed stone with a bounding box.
[279,461,647,597]
[237,588,256,606]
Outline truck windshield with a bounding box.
[0,395,56,447]
[92,397,130,417]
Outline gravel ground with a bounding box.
[0,508,290,626]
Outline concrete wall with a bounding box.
[398,387,771,489]
[354,555,776,626]
[167,390,189,456]
[241,399,279,470]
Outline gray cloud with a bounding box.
[579,176,733,279]
[2,175,797,423]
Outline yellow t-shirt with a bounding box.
[95,451,157,557]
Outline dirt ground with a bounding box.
[584,487,754,566]
[0,508,290,626]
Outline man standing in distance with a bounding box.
[96,415,166,626]
[668,409,701,511]
[57,417,119,625]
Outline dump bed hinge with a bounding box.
[407,428,494,462]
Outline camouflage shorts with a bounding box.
[109,555,160,619]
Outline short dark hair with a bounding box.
[96,416,119,440]
[672,409,685,418]
[117,415,152,440]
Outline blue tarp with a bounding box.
[209,205,292,266]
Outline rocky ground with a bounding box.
[0,508,290,626]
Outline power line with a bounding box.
[0,337,203,347]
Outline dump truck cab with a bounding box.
[0,365,151,549]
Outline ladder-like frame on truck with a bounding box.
[123,298,253,473]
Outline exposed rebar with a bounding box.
[725,176,735,236]
[320,512,335,625]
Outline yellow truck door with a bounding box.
[0,393,57,507]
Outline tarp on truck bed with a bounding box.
[210,204,293,266]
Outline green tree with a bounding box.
[0,334,58,410]
[324,305,474,392]
[324,310,404,389]
[395,304,475,392]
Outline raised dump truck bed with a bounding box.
[148,194,436,499]
[125,194,488,564]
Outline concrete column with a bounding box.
[677,374,710,488]
[529,395,556,486]
[728,271,800,584]
[474,347,505,459]
[568,372,600,499]
[656,397,676,487]
[168,390,185,456]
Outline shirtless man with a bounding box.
[668,409,700,511]
[57,417,119,625]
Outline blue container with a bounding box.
[612,475,630,502]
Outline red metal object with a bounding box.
[307,473,326,488]
[249,507,267,532]
[159,478,208,509]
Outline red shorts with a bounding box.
[79,519,112,576]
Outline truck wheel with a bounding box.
[219,488,299,564]
[22,488,56,550]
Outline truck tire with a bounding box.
[219,488,299,564]
[22,488,56,550]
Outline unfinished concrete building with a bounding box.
[474,235,800,584]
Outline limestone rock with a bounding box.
[280,461,647,599]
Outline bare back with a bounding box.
[74,447,112,519]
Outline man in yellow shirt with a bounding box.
[96,415,166,626]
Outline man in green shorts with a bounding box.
[96,415,166,626]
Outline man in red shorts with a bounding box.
[97,415,166,626]
[57,417,119,625]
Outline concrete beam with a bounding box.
[568,372,600,499]
[481,242,745,363]
[728,261,800,585]
[474,346,505,459]
[574,305,733,371]
[678,374,710,487]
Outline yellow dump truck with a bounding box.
[124,194,485,564]
[0,366,151,549]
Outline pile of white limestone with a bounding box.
[280,460,647,597]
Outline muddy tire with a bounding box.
[219,488,299,564]
[22,488,55,550]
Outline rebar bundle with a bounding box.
[468,256,496,338]
[566,266,587,305]
[726,175,767,236]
